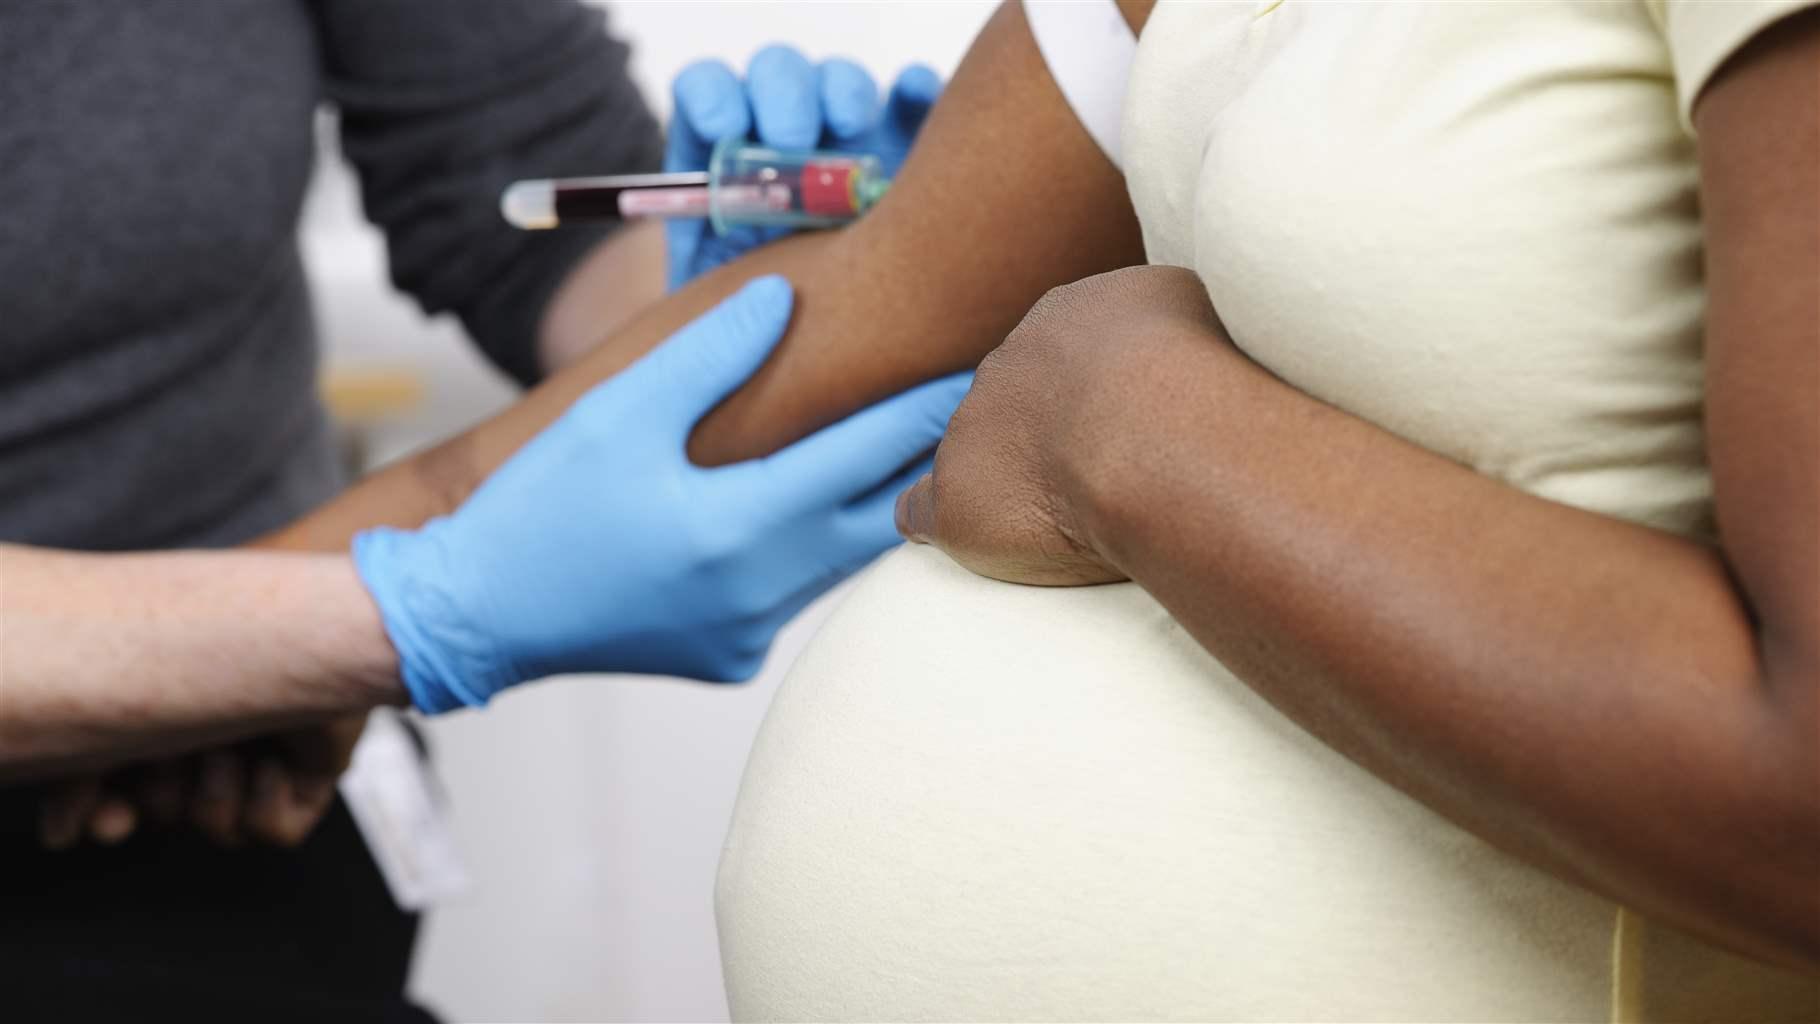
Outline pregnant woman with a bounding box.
[711,1,1820,1019]
[229,0,1814,1016]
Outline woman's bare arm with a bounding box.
[904,7,1818,970]
[31,4,1130,840]
[943,19,1819,969]
[262,1,1144,553]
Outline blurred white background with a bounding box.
[300,3,992,1021]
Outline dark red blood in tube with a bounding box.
[799,161,857,217]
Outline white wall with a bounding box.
[301,4,993,1021]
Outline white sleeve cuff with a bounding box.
[1024,0,1137,170]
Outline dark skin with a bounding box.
[898,10,1820,972]
[259,0,1140,551]
[33,2,1144,845]
[39,0,1807,979]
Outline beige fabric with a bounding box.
[721,546,1617,1020]
[1646,0,1820,126]
[718,1,1820,1019]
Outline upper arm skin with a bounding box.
[1694,11,1820,747]
[681,0,1145,464]
[261,1,1142,551]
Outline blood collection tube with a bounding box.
[501,139,891,236]
[705,139,889,234]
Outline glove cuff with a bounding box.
[352,526,517,714]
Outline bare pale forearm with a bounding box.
[0,545,401,777]
[260,1,1141,551]
[538,219,668,373]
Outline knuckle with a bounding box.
[705,637,767,684]
[972,345,1014,384]
[1026,282,1077,323]
[718,573,771,622]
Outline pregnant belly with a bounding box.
[717,546,1618,1021]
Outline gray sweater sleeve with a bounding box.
[309,0,663,384]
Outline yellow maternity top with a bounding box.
[716,1,1820,1019]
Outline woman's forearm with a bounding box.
[0,545,401,778]
[257,233,835,551]
[260,0,1142,553]
[1076,22,1820,969]
[894,14,1817,968]
[1073,335,1819,969]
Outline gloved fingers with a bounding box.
[817,58,881,142]
[667,59,750,173]
[666,59,749,291]
[665,220,707,293]
[747,45,820,151]
[763,563,856,644]
[887,63,943,124]
[717,223,771,256]
[760,498,912,638]
[671,225,773,294]
[757,372,971,512]
[617,275,795,439]
[834,451,936,557]
[882,64,942,170]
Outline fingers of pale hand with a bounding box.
[816,58,880,142]
[190,750,247,847]
[265,745,344,847]
[243,758,328,848]
[760,372,972,512]
[135,759,187,826]
[620,275,794,438]
[277,714,364,777]
[284,769,340,841]
[87,796,137,846]
[746,45,819,151]
[39,776,104,850]
[668,59,749,172]
[242,718,356,847]
[244,758,292,845]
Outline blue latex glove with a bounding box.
[352,276,970,713]
[664,45,941,291]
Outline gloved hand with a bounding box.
[352,276,970,713]
[665,45,941,290]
